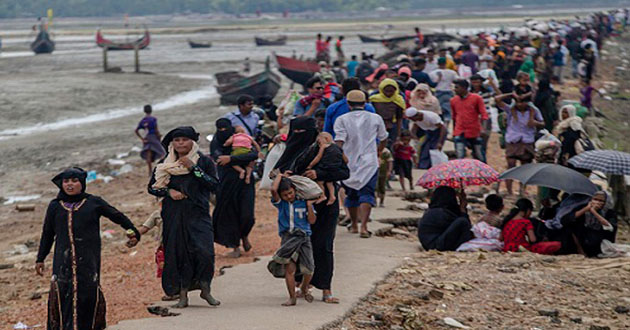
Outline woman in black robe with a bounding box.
[417,186,474,251]
[211,119,259,258]
[36,167,141,330]
[277,117,350,304]
[562,191,618,257]
[148,126,220,308]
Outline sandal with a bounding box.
[304,292,314,303]
[360,231,372,238]
[322,294,340,304]
[347,225,359,234]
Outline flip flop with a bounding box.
[322,294,340,304]
[304,292,314,303]
[360,231,372,238]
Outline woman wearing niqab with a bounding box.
[417,186,474,251]
[148,126,221,308]
[36,167,141,330]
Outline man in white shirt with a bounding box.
[429,58,460,124]
[405,107,447,169]
[334,90,388,238]
[423,48,438,73]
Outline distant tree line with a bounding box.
[0,0,625,18]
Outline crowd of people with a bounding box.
[32,8,630,330]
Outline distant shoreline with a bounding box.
[0,5,620,37]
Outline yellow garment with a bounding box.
[446,58,457,71]
[152,142,200,189]
[369,78,406,111]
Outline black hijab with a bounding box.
[52,167,89,203]
[210,118,235,158]
[274,117,318,173]
[534,79,551,106]
[429,186,461,215]
[161,126,200,149]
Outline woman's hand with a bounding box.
[303,170,317,180]
[217,155,231,166]
[35,262,44,276]
[458,189,468,213]
[178,156,195,169]
[169,189,187,200]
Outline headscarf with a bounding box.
[429,186,462,215]
[153,127,201,189]
[369,78,406,110]
[274,117,318,173]
[161,126,200,150]
[409,83,441,114]
[584,191,614,230]
[554,105,583,135]
[52,167,89,203]
[365,63,388,83]
[210,118,234,158]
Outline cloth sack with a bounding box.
[288,175,323,200]
[259,143,286,190]
[456,222,504,252]
[429,150,449,167]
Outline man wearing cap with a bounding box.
[405,107,447,169]
[397,66,417,90]
[430,58,460,124]
[294,76,330,117]
[334,90,388,238]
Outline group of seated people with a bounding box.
[418,187,617,257]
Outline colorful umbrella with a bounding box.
[568,150,630,175]
[416,159,500,189]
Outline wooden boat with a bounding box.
[188,40,212,48]
[31,30,55,54]
[215,58,281,105]
[274,53,319,86]
[255,36,287,46]
[96,29,150,51]
[358,34,415,44]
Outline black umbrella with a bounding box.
[499,163,598,196]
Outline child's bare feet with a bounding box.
[315,194,327,204]
[282,297,297,306]
[326,195,337,206]
[301,285,314,303]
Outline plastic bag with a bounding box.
[429,149,449,167]
[288,175,323,200]
[258,143,286,191]
[534,129,561,151]
[276,90,302,125]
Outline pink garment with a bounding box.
[232,133,253,149]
